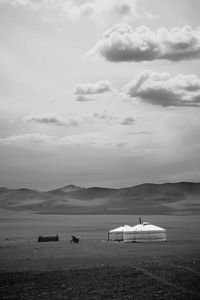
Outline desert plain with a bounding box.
[0,208,200,299]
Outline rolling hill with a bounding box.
[0,182,200,215]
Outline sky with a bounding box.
[0,0,200,190]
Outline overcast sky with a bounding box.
[0,0,200,190]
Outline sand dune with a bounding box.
[0,182,200,215]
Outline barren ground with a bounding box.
[0,210,200,299]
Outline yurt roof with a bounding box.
[109,225,131,232]
[124,222,165,232]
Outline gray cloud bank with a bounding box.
[23,114,78,127]
[87,24,200,62]
[124,71,200,107]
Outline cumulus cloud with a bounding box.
[23,114,78,127]
[124,70,200,107]
[74,80,112,95]
[87,24,200,62]
[120,116,135,125]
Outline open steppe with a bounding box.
[0,210,200,299]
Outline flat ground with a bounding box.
[0,210,200,299]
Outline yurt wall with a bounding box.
[123,223,166,243]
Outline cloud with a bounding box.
[74,80,112,95]
[0,133,55,144]
[60,132,129,148]
[93,112,107,120]
[128,131,151,135]
[92,112,135,125]
[57,0,138,26]
[75,95,95,102]
[9,0,44,8]
[6,0,139,25]
[124,70,200,107]
[23,114,78,127]
[120,116,135,125]
[93,112,117,121]
[87,24,200,62]
[82,112,117,124]
[0,132,129,149]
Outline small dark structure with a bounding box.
[70,235,80,243]
[38,235,59,242]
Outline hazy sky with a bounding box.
[1,0,200,190]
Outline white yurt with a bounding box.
[108,225,131,241]
[123,222,166,243]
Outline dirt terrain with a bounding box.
[0,211,200,299]
[1,261,200,300]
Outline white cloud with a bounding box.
[87,24,200,62]
[23,114,78,127]
[124,70,200,107]
[0,133,55,144]
[74,80,112,95]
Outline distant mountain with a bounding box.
[0,182,200,215]
[50,184,84,193]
